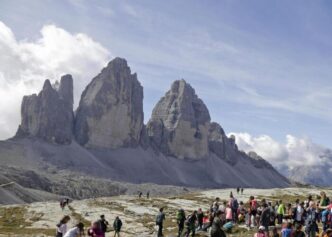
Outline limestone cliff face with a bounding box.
[16,75,74,144]
[147,80,211,159]
[74,58,144,149]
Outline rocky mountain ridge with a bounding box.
[5,57,289,190]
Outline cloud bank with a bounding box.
[0,21,110,140]
[230,132,332,179]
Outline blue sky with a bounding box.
[0,0,331,149]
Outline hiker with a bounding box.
[249,196,258,227]
[63,222,84,237]
[284,203,292,221]
[156,207,165,237]
[202,210,214,232]
[138,192,143,199]
[255,226,267,237]
[294,202,305,225]
[305,202,319,237]
[87,221,104,237]
[277,200,285,224]
[237,187,240,195]
[229,193,239,223]
[184,210,197,237]
[212,198,220,213]
[60,200,65,210]
[147,191,150,199]
[113,216,122,237]
[56,215,71,237]
[211,210,226,237]
[176,209,186,237]
[281,222,293,237]
[241,188,244,194]
[197,208,204,230]
[268,202,276,226]
[260,203,270,237]
[225,204,233,223]
[293,224,305,237]
[98,215,108,235]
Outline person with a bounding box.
[241,188,244,195]
[305,202,319,237]
[98,215,109,235]
[293,224,305,237]
[176,209,186,237]
[320,192,330,207]
[250,196,258,227]
[211,210,226,237]
[202,210,214,232]
[87,221,104,237]
[156,207,165,237]
[113,216,122,237]
[229,193,239,223]
[272,227,279,237]
[281,223,292,237]
[277,200,285,224]
[56,215,71,237]
[147,191,150,199]
[322,229,332,237]
[294,202,305,225]
[60,200,66,211]
[255,226,267,237]
[268,202,276,226]
[285,203,292,221]
[138,192,142,199]
[225,204,233,223]
[197,208,204,230]
[184,210,197,237]
[63,222,84,237]
[237,187,240,195]
[260,203,271,237]
[212,198,220,213]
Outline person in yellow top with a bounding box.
[277,200,285,225]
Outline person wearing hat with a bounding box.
[254,226,267,237]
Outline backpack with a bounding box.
[223,221,233,231]
[177,210,185,222]
[231,198,239,210]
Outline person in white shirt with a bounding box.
[296,202,305,225]
[56,215,71,237]
[63,223,84,237]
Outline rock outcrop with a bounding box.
[74,57,144,149]
[147,79,211,159]
[16,75,74,144]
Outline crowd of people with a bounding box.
[55,214,122,237]
[55,189,332,237]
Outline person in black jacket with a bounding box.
[113,216,122,237]
[98,214,109,234]
[211,210,226,237]
[259,203,271,236]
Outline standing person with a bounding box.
[305,202,319,237]
[241,188,244,195]
[138,192,142,199]
[237,187,240,195]
[197,208,204,230]
[98,215,109,235]
[211,210,226,237]
[156,207,165,237]
[56,215,71,237]
[225,204,233,223]
[176,209,186,237]
[277,200,285,225]
[184,211,197,237]
[260,203,271,237]
[63,222,84,237]
[281,223,293,237]
[212,198,220,213]
[87,221,104,237]
[113,216,122,237]
[229,193,239,223]
[250,196,258,227]
[295,202,305,225]
[268,202,276,226]
[147,191,150,199]
[293,224,305,237]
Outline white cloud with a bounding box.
[0,21,110,140]
[229,132,332,173]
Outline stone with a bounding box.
[74,57,144,149]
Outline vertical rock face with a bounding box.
[17,75,74,144]
[147,79,211,159]
[74,58,144,149]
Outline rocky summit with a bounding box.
[74,57,144,149]
[1,57,290,198]
[16,75,74,144]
